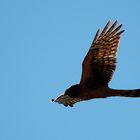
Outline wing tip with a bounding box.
[107,20,111,26]
[114,20,118,24]
[116,29,125,36]
[93,28,101,43]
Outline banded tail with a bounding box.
[108,88,140,98]
[52,94,82,107]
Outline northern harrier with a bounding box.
[52,20,140,107]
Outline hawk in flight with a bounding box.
[52,20,140,107]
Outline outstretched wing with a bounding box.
[80,20,124,87]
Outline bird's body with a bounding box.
[52,20,140,107]
[66,85,108,100]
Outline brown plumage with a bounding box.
[52,20,140,107]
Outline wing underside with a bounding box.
[80,20,124,87]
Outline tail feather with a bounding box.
[52,94,82,107]
[109,88,140,97]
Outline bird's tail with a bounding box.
[108,88,140,98]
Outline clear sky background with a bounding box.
[0,0,140,140]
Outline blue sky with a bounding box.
[0,0,140,140]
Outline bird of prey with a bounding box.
[52,20,140,107]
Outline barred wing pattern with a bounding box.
[80,20,124,87]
